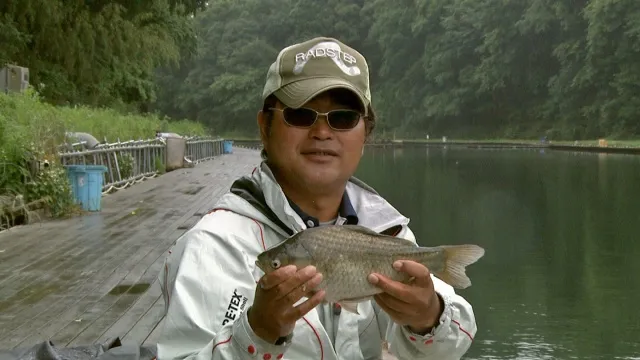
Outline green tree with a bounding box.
[0,0,200,111]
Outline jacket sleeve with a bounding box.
[156,211,291,360]
[377,225,477,360]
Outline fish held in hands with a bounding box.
[255,225,485,315]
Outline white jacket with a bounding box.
[156,162,477,360]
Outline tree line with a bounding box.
[3,0,640,140]
[0,0,205,111]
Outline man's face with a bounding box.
[258,89,367,193]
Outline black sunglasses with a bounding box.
[269,107,364,131]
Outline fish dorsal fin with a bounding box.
[340,224,416,247]
[380,225,403,237]
[339,224,385,237]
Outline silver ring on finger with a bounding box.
[301,284,306,293]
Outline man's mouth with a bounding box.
[302,149,339,157]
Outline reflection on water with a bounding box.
[356,146,640,360]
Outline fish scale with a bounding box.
[256,224,485,314]
[301,227,432,302]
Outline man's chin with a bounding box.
[298,170,344,190]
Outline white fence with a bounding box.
[59,137,226,194]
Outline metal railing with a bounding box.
[185,137,225,165]
[58,137,226,194]
[231,140,263,150]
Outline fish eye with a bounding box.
[271,259,281,269]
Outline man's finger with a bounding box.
[394,260,432,287]
[260,265,297,290]
[287,290,326,321]
[302,273,324,298]
[368,273,412,301]
[374,293,410,313]
[275,266,318,300]
[282,273,323,306]
[373,294,407,324]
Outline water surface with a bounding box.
[356,146,640,360]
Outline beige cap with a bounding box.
[262,37,371,114]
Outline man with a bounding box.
[156,36,477,360]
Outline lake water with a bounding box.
[356,145,640,360]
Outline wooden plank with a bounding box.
[122,298,165,345]
[0,210,173,344]
[1,165,215,308]
[0,208,160,311]
[0,149,260,349]
[62,225,204,346]
[2,214,170,347]
[96,281,162,343]
[0,224,60,261]
[0,188,170,293]
[142,317,164,346]
[0,208,143,282]
[11,199,214,348]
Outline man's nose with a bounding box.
[309,115,333,139]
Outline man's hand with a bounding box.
[248,265,326,344]
[368,260,443,334]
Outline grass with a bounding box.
[0,89,208,143]
[0,88,209,228]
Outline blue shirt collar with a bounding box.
[287,191,358,228]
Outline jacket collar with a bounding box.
[286,190,359,228]
[225,161,409,236]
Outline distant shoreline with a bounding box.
[229,138,640,155]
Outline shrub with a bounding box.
[0,88,209,226]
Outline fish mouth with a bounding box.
[254,260,263,271]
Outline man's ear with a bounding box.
[257,110,269,146]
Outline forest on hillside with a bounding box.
[3,0,640,139]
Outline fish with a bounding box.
[255,224,485,315]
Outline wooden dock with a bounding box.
[0,146,400,360]
[0,148,260,351]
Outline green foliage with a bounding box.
[24,163,75,218]
[151,0,373,136]
[0,90,207,142]
[117,153,135,179]
[153,0,640,140]
[155,157,166,174]
[0,191,27,231]
[4,0,640,142]
[0,0,200,110]
[0,89,206,223]
[0,89,66,196]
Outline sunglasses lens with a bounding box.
[328,110,361,130]
[282,108,317,127]
[281,108,361,130]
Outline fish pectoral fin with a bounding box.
[337,296,371,315]
[338,301,360,315]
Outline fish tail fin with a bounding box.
[433,244,485,289]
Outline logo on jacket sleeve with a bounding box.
[222,289,249,325]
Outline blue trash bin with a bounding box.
[65,165,108,211]
[223,140,234,154]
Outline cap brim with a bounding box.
[274,78,369,112]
